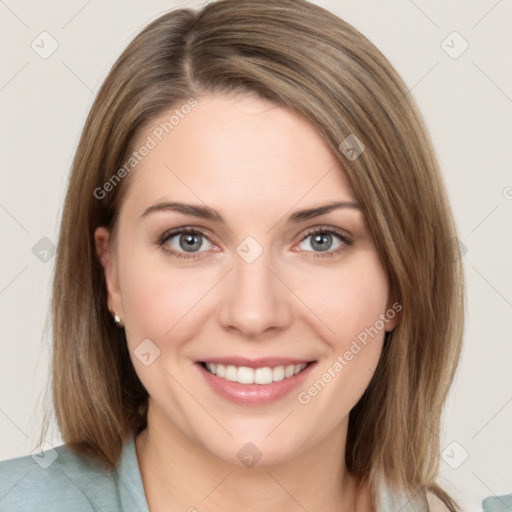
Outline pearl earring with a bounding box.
[113,308,122,326]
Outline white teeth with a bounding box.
[254,367,273,384]
[225,365,238,382]
[272,366,285,382]
[238,366,255,384]
[204,362,308,384]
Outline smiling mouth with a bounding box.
[199,361,314,385]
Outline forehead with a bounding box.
[121,93,356,216]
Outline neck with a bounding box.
[135,401,372,512]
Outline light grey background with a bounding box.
[1,1,511,511]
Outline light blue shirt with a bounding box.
[0,432,148,511]
[2,431,484,511]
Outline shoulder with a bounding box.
[0,443,119,512]
[482,494,512,512]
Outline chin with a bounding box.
[201,432,305,468]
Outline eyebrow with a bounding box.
[140,200,360,224]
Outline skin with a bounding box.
[95,93,396,512]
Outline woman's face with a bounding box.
[95,93,396,465]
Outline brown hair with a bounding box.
[41,0,464,509]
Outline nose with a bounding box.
[217,245,293,339]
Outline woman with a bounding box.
[0,0,464,510]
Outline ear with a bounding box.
[94,226,123,320]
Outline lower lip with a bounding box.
[196,362,316,405]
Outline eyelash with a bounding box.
[157,226,353,260]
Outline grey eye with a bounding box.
[165,232,213,253]
[298,232,344,253]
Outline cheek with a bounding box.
[115,248,215,396]
[294,256,389,418]
[298,252,390,346]
[117,243,218,350]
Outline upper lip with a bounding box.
[198,357,315,368]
